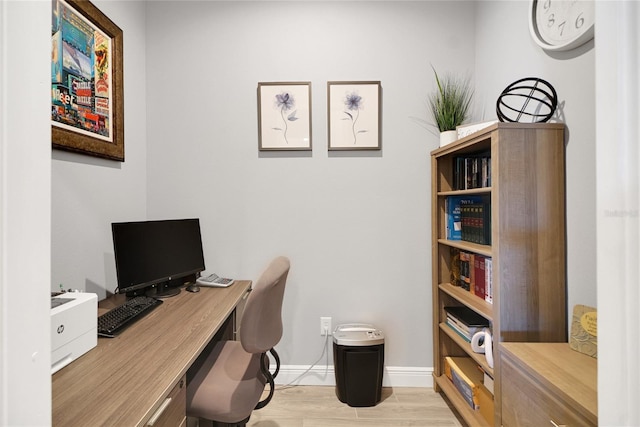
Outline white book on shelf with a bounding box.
[484,258,493,304]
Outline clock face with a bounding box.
[530,0,595,51]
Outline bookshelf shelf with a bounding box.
[439,323,494,375]
[439,283,492,320]
[431,123,567,426]
[437,239,492,257]
[438,187,492,197]
[434,375,491,427]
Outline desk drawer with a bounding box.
[501,357,595,427]
[146,375,186,427]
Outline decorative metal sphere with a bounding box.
[496,77,558,123]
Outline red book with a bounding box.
[474,255,486,300]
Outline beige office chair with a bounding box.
[187,256,290,427]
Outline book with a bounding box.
[450,247,461,287]
[473,255,486,300]
[484,258,493,304]
[456,120,499,139]
[445,317,473,342]
[478,383,495,425]
[477,201,491,244]
[444,357,484,410]
[454,156,464,191]
[482,370,494,395]
[445,313,473,334]
[445,195,485,240]
[481,156,491,187]
[444,306,490,330]
[445,196,461,240]
[459,251,472,291]
[460,204,472,242]
[468,253,476,295]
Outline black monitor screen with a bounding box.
[112,218,205,296]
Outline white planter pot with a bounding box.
[439,130,458,147]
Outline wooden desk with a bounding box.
[500,343,597,427]
[52,281,251,426]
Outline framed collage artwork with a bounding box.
[51,0,124,161]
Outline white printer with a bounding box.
[51,292,98,374]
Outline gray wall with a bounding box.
[49,0,596,378]
[473,2,597,320]
[144,0,476,373]
[52,1,149,297]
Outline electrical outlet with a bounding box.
[320,317,332,336]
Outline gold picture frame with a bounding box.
[51,0,124,161]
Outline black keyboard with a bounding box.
[98,296,163,337]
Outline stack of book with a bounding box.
[460,198,491,245]
[444,306,490,342]
[450,249,493,304]
[453,151,491,191]
[445,195,491,243]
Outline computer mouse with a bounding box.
[185,283,200,293]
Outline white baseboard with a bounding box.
[275,365,434,388]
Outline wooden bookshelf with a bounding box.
[431,123,567,426]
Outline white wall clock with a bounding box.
[529,0,595,51]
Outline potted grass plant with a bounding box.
[428,67,473,147]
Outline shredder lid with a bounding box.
[333,323,384,346]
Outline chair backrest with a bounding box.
[240,256,290,354]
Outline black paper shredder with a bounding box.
[333,324,385,407]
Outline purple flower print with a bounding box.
[343,92,367,144]
[273,92,298,144]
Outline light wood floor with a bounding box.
[246,386,465,427]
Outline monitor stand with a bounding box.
[145,281,181,299]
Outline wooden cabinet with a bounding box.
[500,343,597,427]
[146,375,186,427]
[430,123,567,426]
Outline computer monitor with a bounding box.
[111,218,206,298]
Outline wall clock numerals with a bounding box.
[529,0,595,51]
